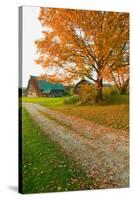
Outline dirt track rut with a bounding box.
[23,102,129,189]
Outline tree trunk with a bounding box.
[119,87,127,95]
[120,79,129,94]
[95,79,103,102]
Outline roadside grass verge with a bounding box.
[22,95,129,131]
[109,95,129,105]
[22,97,64,108]
[22,108,93,194]
[58,104,129,131]
[22,95,129,107]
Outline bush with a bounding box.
[64,95,80,104]
[63,90,69,96]
[69,88,75,96]
[79,84,97,105]
[111,85,119,95]
[102,87,112,104]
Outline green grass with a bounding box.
[22,97,64,108]
[22,108,93,194]
[22,95,129,131]
[22,94,129,106]
[109,95,129,105]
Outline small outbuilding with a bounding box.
[74,79,90,95]
[27,76,65,97]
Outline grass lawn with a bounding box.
[22,95,129,131]
[22,108,93,194]
[22,97,64,108]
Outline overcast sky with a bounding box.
[22,6,44,88]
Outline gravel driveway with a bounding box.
[23,102,129,189]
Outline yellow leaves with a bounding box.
[38,74,45,80]
[35,8,129,87]
[100,66,111,81]
[114,66,129,75]
[35,59,40,65]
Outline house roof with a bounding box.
[31,76,65,94]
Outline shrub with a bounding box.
[111,85,119,95]
[64,95,80,104]
[63,90,69,96]
[102,87,112,104]
[69,88,75,96]
[79,84,97,105]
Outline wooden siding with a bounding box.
[74,80,89,95]
[26,76,65,97]
[27,77,41,97]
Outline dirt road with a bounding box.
[23,102,129,189]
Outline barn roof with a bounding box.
[75,79,112,87]
[75,79,91,86]
[31,76,65,94]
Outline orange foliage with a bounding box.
[111,65,129,94]
[35,8,129,98]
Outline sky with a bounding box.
[21,6,115,88]
[22,6,45,88]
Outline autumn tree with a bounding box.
[110,65,129,94]
[35,8,129,102]
[103,44,129,94]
